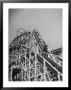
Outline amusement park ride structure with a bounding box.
[9,29,62,81]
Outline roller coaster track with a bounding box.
[32,30,62,75]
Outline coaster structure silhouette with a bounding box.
[9,29,62,81]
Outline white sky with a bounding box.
[9,9,62,51]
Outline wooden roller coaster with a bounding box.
[9,29,62,81]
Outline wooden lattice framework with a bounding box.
[9,29,62,81]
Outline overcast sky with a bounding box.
[9,9,62,51]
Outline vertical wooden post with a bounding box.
[28,48,30,81]
[11,67,12,81]
[58,72,60,81]
[35,51,37,81]
[44,58,46,81]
